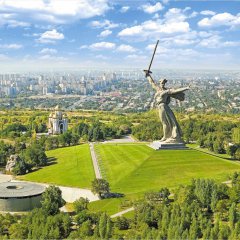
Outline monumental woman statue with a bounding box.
[145,70,190,144]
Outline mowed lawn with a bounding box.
[19,144,95,188]
[95,144,240,196]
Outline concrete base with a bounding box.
[149,141,188,150]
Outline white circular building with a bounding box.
[0,182,45,212]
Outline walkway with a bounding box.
[89,143,102,179]
[110,207,134,218]
[11,179,99,203]
[0,173,13,183]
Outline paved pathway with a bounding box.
[89,143,102,179]
[11,179,99,203]
[110,207,134,218]
[0,173,13,183]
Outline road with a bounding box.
[89,143,102,179]
[110,207,134,218]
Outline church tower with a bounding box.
[48,105,68,135]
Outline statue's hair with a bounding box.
[159,78,167,84]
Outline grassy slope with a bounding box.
[89,143,240,214]
[96,144,240,196]
[19,144,95,188]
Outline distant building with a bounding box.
[6,84,17,97]
[48,106,68,135]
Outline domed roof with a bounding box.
[0,182,45,198]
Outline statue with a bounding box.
[144,40,190,146]
[145,71,189,143]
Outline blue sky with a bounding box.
[0,0,240,71]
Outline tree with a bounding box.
[45,138,54,150]
[41,186,66,215]
[115,216,129,230]
[73,197,89,213]
[91,178,110,198]
[226,144,238,158]
[235,148,240,160]
[9,223,28,239]
[232,128,240,144]
[229,203,237,229]
[22,143,47,167]
[78,220,93,238]
[145,188,170,203]
[98,213,112,239]
[12,156,29,175]
[213,139,225,154]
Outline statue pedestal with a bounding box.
[149,141,188,150]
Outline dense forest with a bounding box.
[1,174,240,239]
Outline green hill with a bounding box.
[19,144,95,188]
[95,143,240,196]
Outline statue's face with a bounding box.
[160,82,165,89]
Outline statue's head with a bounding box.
[159,78,167,89]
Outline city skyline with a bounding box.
[0,0,240,71]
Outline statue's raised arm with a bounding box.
[144,70,159,91]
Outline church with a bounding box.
[48,105,68,135]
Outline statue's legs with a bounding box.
[159,104,184,143]
[158,105,171,142]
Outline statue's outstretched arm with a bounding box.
[169,86,190,95]
[146,75,159,91]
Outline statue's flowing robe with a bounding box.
[155,90,184,143]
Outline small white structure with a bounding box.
[48,105,68,135]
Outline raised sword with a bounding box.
[143,40,159,77]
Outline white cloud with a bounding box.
[118,20,190,40]
[98,29,112,38]
[116,44,136,53]
[222,41,240,47]
[118,8,193,41]
[38,29,64,43]
[200,10,216,16]
[89,42,116,50]
[199,35,240,48]
[146,44,169,54]
[140,2,164,14]
[199,35,221,48]
[120,6,130,13]
[147,46,198,59]
[0,54,9,60]
[164,8,188,22]
[79,45,88,49]
[0,0,110,24]
[39,48,58,54]
[198,12,240,28]
[39,54,67,61]
[126,54,147,61]
[90,19,119,29]
[0,13,30,27]
[0,43,23,49]
[95,54,109,60]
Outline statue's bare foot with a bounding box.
[160,137,167,142]
[164,138,177,143]
[165,138,184,144]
